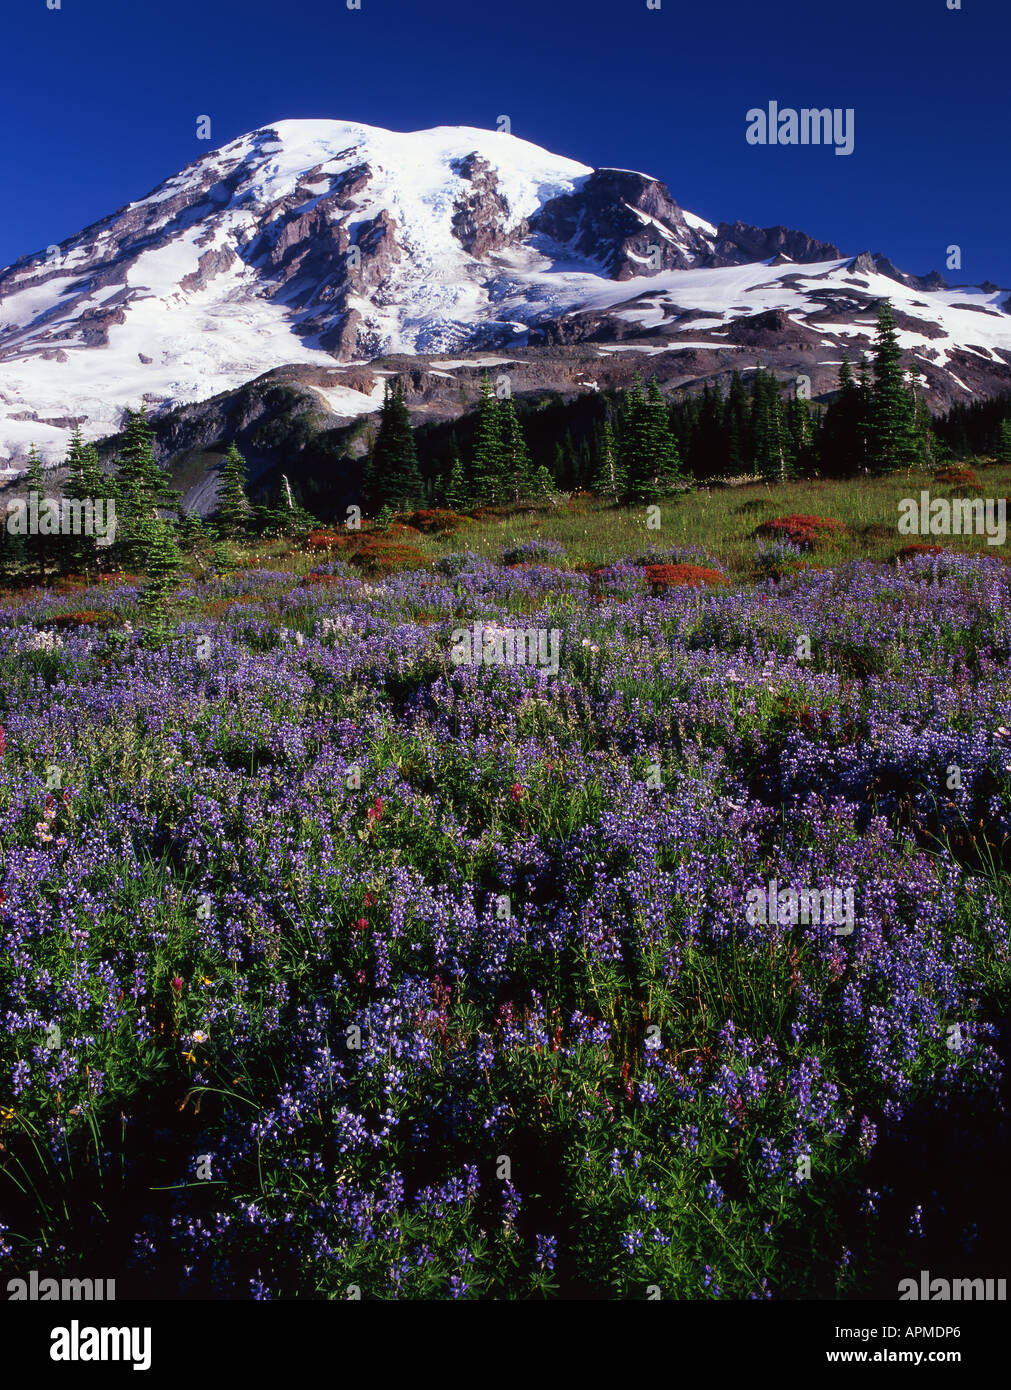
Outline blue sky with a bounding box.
[6,0,1010,283]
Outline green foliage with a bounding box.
[499,394,534,501]
[441,452,470,511]
[997,419,1011,466]
[137,514,184,640]
[212,443,252,538]
[615,375,684,502]
[868,301,918,473]
[364,377,425,513]
[111,408,180,569]
[592,420,625,501]
[472,374,508,504]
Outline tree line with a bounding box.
[361,300,1010,511]
[4,298,1010,606]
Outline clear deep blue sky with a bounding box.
[6,0,1010,283]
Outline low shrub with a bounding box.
[753,515,846,549]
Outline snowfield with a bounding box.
[0,118,1008,463]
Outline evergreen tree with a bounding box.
[24,445,52,583]
[910,378,935,471]
[441,452,469,512]
[998,419,1011,465]
[532,464,558,505]
[692,379,726,479]
[212,443,253,537]
[63,429,107,577]
[366,378,424,513]
[786,391,814,475]
[645,378,684,491]
[591,420,624,501]
[137,514,183,640]
[868,300,918,472]
[266,476,317,538]
[499,395,534,500]
[114,407,179,510]
[618,374,665,502]
[176,508,214,576]
[112,407,179,569]
[751,370,793,483]
[471,374,507,504]
[724,370,751,474]
[819,355,864,477]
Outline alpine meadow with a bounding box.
[1,0,1010,1336]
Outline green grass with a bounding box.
[243,461,1011,581]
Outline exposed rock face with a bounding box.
[531,168,711,278]
[711,221,841,266]
[450,153,520,257]
[179,245,237,294]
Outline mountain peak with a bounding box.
[1,118,1008,462]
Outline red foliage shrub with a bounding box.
[753,515,846,548]
[406,509,465,534]
[644,563,727,591]
[306,531,353,552]
[300,572,352,587]
[933,465,979,486]
[350,538,428,575]
[49,610,121,629]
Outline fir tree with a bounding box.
[499,395,534,501]
[618,374,660,502]
[63,429,107,577]
[909,375,935,471]
[819,355,865,477]
[998,419,1011,465]
[137,515,183,641]
[591,420,624,501]
[366,378,424,514]
[212,443,253,537]
[645,378,683,491]
[724,369,751,475]
[532,465,557,505]
[751,370,793,483]
[786,391,814,475]
[442,452,470,512]
[868,300,918,472]
[471,374,507,504]
[24,445,51,583]
[112,408,179,568]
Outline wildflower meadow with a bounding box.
[1,529,1009,1302]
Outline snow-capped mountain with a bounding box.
[1,118,1009,463]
